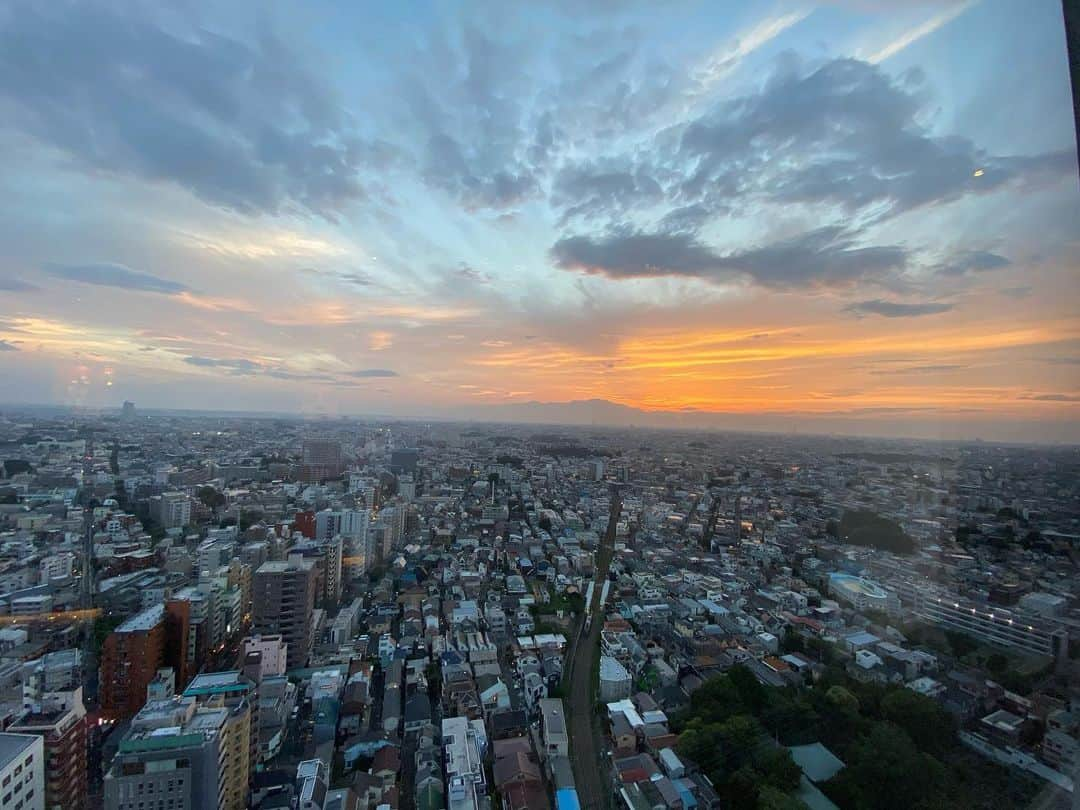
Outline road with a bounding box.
[565,485,621,810]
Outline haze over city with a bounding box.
[0,0,1078,442]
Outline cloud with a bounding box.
[404,26,543,210]
[552,160,664,224]
[44,262,188,294]
[845,299,954,317]
[0,4,374,217]
[183,356,261,374]
[0,278,39,292]
[552,226,907,289]
[936,250,1011,276]
[1018,393,1080,402]
[866,1,974,64]
[348,369,399,378]
[0,340,18,351]
[869,363,965,375]
[999,285,1032,298]
[551,57,1070,233]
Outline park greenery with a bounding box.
[835,509,914,554]
[674,664,1035,810]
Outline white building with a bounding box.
[0,732,44,810]
[539,698,569,758]
[242,635,288,678]
[38,554,75,583]
[599,655,633,701]
[442,716,486,810]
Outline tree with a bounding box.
[985,653,1008,675]
[838,509,914,554]
[825,686,860,714]
[197,486,226,511]
[757,786,809,810]
[824,724,950,810]
[944,630,979,660]
[880,689,955,758]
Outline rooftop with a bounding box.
[0,733,38,771]
[116,604,165,633]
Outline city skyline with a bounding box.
[1,0,1079,443]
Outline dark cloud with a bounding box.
[423,133,537,208]
[0,4,374,217]
[550,57,1070,232]
[183,356,261,374]
[552,160,664,224]
[0,340,18,352]
[552,231,723,279]
[45,262,188,295]
[936,250,1011,276]
[183,356,342,383]
[404,26,542,210]
[552,226,907,289]
[845,299,953,317]
[348,369,399,378]
[0,278,39,292]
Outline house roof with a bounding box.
[789,742,845,783]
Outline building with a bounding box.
[539,698,569,758]
[443,716,486,810]
[296,759,328,810]
[913,588,1069,659]
[182,672,256,807]
[99,601,193,721]
[828,573,896,612]
[253,556,316,670]
[103,697,231,810]
[0,733,44,810]
[9,650,87,810]
[599,656,633,701]
[389,448,418,475]
[150,492,192,531]
[300,440,343,482]
[292,536,344,607]
[242,635,288,679]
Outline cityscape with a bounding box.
[0,1,1079,809]
[0,406,1075,809]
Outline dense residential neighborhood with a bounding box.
[0,405,1076,809]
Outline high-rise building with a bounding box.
[182,672,256,807]
[10,650,87,810]
[252,556,316,670]
[99,601,193,721]
[102,697,232,810]
[290,537,343,608]
[150,492,192,530]
[389,447,418,475]
[121,401,136,421]
[300,440,343,482]
[0,733,45,810]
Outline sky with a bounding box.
[0,0,1078,442]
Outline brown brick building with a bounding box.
[99,600,193,721]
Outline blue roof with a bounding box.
[556,788,581,810]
